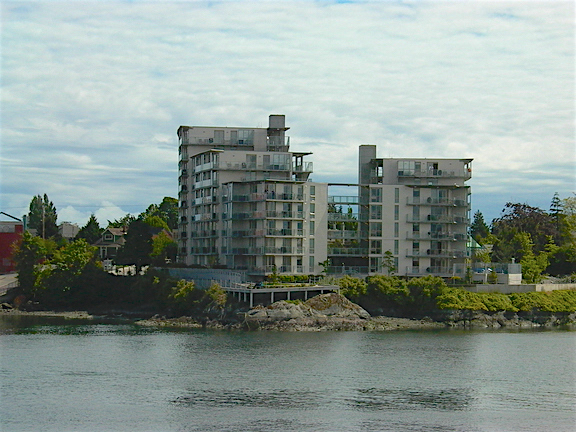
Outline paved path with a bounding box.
[0,273,18,296]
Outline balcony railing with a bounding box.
[405,231,467,241]
[406,249,470,258]
[292,162,313,173]
[328,247,368,256]
[266,228,305,237]
[398,169,472,180]
[407,197,468,206]
[329,196,359,204]
[405,265,468,277]
[406,215,469,224]
[328,230,360,240]
[266,211,305,219]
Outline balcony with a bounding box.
[182,137,254,147]
[405,231,467,241]
[263,247,305,255]
[266,211,305,219]
[231,211,266,220]
[407,197,469,207]
[266,192,304,201]
[266,228,305,237]
[328,247,368,256]
[266,136,290,152]
[406,215,469,224]
[293,162,313,173]
[230,193,266,202]
[398,169,472,180]
[405,265,468,277]
[328,230,360,240]
[329,196,359,204]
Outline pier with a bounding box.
[222,283,340,308]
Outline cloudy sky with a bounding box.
[1,0,574,227]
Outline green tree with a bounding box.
[470,210,490,243]
[108,214,136,228]
[35,239,99,306]
[168,279,202,314]
[140,197,178,230]
[513,232,558,283]
[548,196,576,275]
[491,202,556,261]
[365,275,410,309]
[407,275,448,314]
[143,215,169,230]
[338,275,367,302]
[12,232,47,298]
[27,194,59,239]
[382,250,396,275]
[203,282,228,318]
[151,231,177,265]
[75,214,103,244]
[116,218,153,272]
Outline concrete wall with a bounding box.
[468,283,576,294]
[164,268,246,289]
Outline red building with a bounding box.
[0,221,23,273]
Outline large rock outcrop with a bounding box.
[243,293,374,330]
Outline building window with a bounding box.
[394,240,399,255]
[370,188,382,203]
[370,205,382,220]
[310,221,315,235]
[370,222,382,237]
[394,205,399,221]
[309,238,315,254]
[309,256,315,271]
[395,188,399,204]
[394,223,399,238]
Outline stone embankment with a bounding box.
[240,293,443,331]
[3,291,575,331]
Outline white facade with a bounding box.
[177,115,327,278]
[353,145,472,278]
[178,119,472,280]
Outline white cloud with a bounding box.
[1,0,574,225]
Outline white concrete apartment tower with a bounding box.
[357,145,472,278]
[177,115,328,278]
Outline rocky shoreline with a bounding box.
[2,293,575,331]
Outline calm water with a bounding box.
[1,315,575,432]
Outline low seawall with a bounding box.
[467,283,576,294]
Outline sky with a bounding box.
[1,0,574,228]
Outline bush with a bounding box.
[338,275,367,302]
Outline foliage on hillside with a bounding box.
[474,195,576,279]
[338,274,576,316]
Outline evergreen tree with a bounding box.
[76,214,103,244]
[140,197,178,230]
[27,194,58,239]
[116,218,153,272]
[108,214,136,228]
[470,210,490,243]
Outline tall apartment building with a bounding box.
[177,115,328,277]
[329,145,471,278]
[177,116,472,280]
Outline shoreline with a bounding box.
[2,308,575,331]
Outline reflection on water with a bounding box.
[350,387,474,411]
[174,388,323,409]
[173,387,474,411]
[1,314,575,432]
